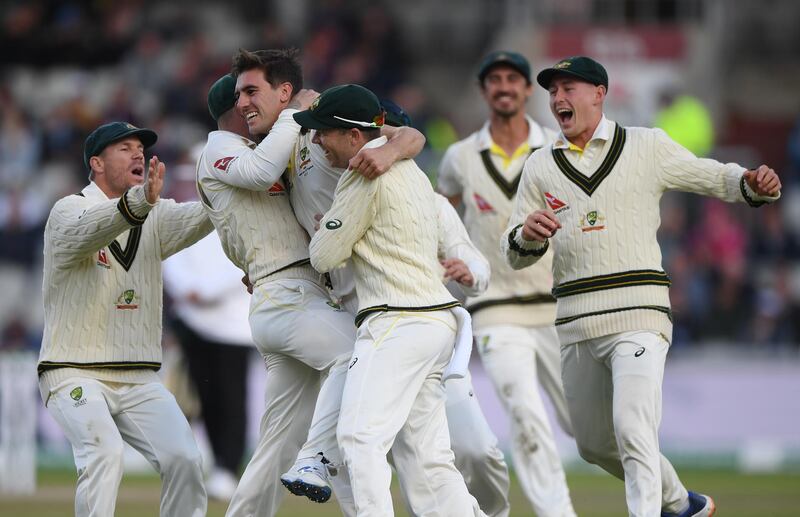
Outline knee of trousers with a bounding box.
[575,437,618,467]
[86,438,125,474]
[157,442,204,477]
[453,437,504,470]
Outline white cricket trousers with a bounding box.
[46,378,206,517]
[475,324,575,517]
[444,372,510,517]
[561,330,689,517]
[226,277,355,517]
[338,309,485,517]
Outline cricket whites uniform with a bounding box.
[502,116,779,516]
[310,136,484,517]
[439,116,575,517]
[196,110,354,517]
[38,182,212,517]
[289,130,507,516]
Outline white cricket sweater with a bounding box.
[38,182,212,402]
[438,116,558,329]
[502,117,779,345]
[309,137,458,326]
[196,110,320,287]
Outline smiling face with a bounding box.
[90,136,146,198]
[480,64,532,118]
[312,128,358,168]
[235,68,292,137]
[548,75,605,149]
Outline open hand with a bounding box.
[145,156,165,204]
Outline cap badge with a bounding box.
[554,60,571,69]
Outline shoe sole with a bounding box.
[280,478,331,503]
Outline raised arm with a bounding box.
[654,128,780,204]
[347,125,426,179]
[309,170,377,272]
[203,109,303,191]
[47,158,165,268]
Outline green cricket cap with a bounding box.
[83,122,157,171]
[477,50,531,83]
[536,55,608,90]
[207,74,237,121]
[293,84,385,130]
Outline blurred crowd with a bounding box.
[1,0,800,353]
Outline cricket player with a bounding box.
[195,60,356,517]
[296,83,485,516]
[438,50,575,517]
[503,55,781,516]
[283,98,511,517]
[38,122,213,516]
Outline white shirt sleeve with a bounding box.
[436,144,464,198]
[202,110,301,191]
[309,169,378,273]
[653,128,779,205]
[436,194,490,296]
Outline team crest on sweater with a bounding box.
[579,210,606,232]
[115,289,139,310]
[544,192,570,214]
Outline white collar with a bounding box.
[553,115,614,150]
[477,115,547,151]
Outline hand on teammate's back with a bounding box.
[743,164,781,197]
[289,89,320,111]
[145,155,165,204]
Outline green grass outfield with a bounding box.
[2,468,799,516]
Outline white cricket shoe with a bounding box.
[280,453,332,503]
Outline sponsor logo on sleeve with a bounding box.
[325,219,342,230]
[214,156,235,172]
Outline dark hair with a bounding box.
[231,48,303,95]
[360,127,381,141]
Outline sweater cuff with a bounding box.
[508,224,549,257]
[118,185,155,226]
[739,175,780,207]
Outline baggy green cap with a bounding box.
[478,50,531,83]
[293,84,384,130]
[83,122,157,171]
[536,56,609,90]
[207,74,237,121]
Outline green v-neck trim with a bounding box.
[109,227,142,271]
[479,148,536,199]
[552,123,626,197]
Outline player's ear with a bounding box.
[279,82,293,103]
[89,156,104,176]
